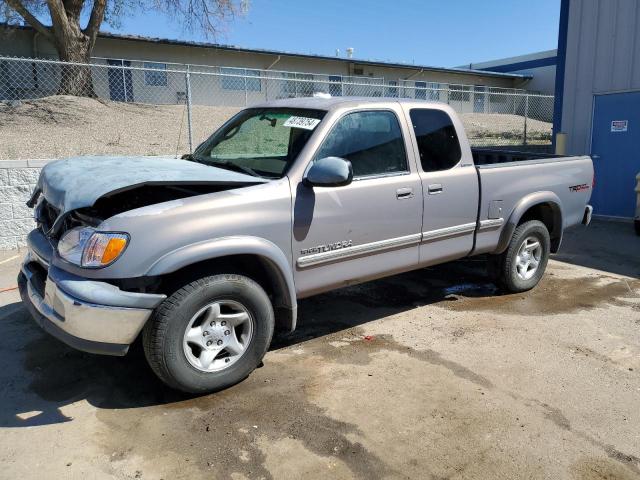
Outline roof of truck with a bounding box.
[253,96,445,110]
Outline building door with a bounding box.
[107,59,133,102]
[591,91,640,218]
[328,75,342,96]
[473,86,486,113]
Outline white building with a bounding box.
[0,24,534,114]
[464,50,557,95]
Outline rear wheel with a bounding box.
[490,220,550,293]
[635,219,640,236]
[142,274,274,394]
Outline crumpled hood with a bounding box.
[29,155,268,213]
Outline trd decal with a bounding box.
[569,184,590,192]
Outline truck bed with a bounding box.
[471,153,594,255]
[471,148,557,166]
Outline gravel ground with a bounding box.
[0,219,639,479]
[460,112,552,144]
[0,96,240,160]
[0,96,552,160]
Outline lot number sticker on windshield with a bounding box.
[283,116,321,130]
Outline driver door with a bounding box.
[291,108,423,297]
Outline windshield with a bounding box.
[191,108,326,178]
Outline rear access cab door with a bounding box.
[400,103,480,266]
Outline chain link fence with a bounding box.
[0,56,554,160]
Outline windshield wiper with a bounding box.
[209,160,262,178]
[183,153,264,178]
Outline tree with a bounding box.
[1,0,245,96]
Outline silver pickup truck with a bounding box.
[19,97,593,393]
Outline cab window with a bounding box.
[409,109,462,172]
[315,110,408,178]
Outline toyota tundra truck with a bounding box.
[19,97,594,393]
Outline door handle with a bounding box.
[591,154,600,159]
[428,183,443,194]
[396,187,414,199]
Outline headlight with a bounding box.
[58,227,94,265]
[82,232,130,267]
[58,227,129,268]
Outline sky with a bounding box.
[100,0,559,68]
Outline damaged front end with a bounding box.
[19,155,270,355]
[28,155,268,241]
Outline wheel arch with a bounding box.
[146,236,297,332]
[495,192,564,254]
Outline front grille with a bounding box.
[25,261,47,298]
[36,199,60,235]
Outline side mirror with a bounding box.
[303,157,353,187]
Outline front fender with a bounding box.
[147,235,297,314]
[495,192,564,254]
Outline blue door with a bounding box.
[591,92,640,218]
[107,59,133,102]
[473,86,486,113]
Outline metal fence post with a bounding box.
[185,66,194,153]
[523,94,529,145]
[244,73,248,106]
[121,61,128,102]
[264,73,268,101]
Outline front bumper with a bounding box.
[19,230,166,356]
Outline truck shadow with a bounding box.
[0,258,497,427]
[553,220,640,279]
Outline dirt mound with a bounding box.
[0,96,240,160]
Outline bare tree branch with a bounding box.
[46,0,70,36]
[2,0,246,96]
[84,0,106,45]
[151,0,240,38]
[4,0,53,39]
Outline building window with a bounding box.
[144,62,167,86]
[296,73,314,96]
[329,75,342,96]
[450,85,471,102]
[387,81,398,97]
[221,68,262,91]
[427,82,441,101]
[415,81,427,100]
[1,60,37,90]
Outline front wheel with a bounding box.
[490,220,550,293]
[142,274,274,394]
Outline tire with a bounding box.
[490,220,550,293]
[142,274,274,394]
[635,220,640,236]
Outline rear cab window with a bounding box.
[409,109,462,172]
